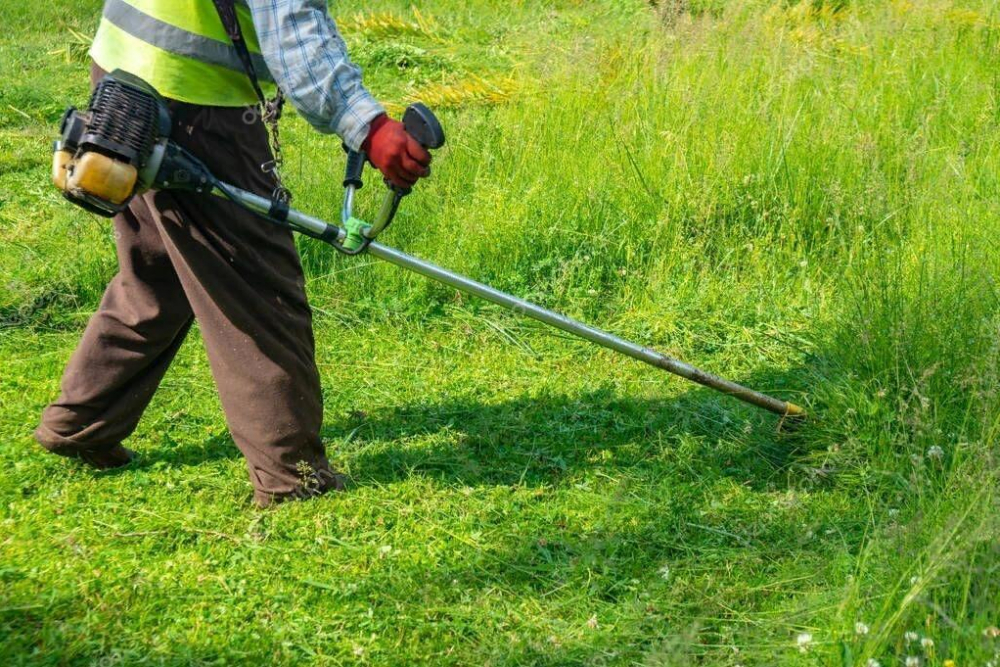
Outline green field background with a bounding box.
[1,0,998,664]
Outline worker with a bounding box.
[33,0,431,506]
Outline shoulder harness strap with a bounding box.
[210,0,290,202]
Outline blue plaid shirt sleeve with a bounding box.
[247,0,385,151]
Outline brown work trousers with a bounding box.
[35,65,336,506]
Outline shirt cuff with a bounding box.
[335,92,386,152]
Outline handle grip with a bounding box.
[343,145,366,189]
[391,103,446,196]
[337,104,445,254]
[402,103,445,149]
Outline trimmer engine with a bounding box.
[52,69,172,216]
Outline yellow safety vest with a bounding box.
[90,0,276,106]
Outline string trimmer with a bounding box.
[51,70,806,421]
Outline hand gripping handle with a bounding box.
[392,104,446,197]
[342,104,445,191]
[339,104,446,254]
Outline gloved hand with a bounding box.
[363,113,431,189]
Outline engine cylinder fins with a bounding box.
[82,77,162,166]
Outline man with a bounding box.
[34,0,430,506]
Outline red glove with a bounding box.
[363,113,431,189]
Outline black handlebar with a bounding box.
[343,146,366,189]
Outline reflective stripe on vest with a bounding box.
[90,0,276,107]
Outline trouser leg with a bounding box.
[35,199,194,455]
[38,63,337,504]
[36,62,194,457]
[145,103,336,506]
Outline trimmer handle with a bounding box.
[402,103,445,150]
[341,103,445,192]
[391,103,446,197]
[343,146,366,189]
[337,103,445,254]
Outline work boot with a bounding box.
[43,444,137,470]
[76,445,137,469]
[34,418,137,470]
[255,468,347,509]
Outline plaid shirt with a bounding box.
[247,0,384,151]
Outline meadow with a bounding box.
[1,0,998,664]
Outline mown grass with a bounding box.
[1,0,998,664]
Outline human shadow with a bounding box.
[298,367,829,666]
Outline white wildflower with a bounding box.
[984,625,1000,638]
[378,544,392,557]
[920,637,934,649]
[888,508,899,518]
[658,564,671,581]
[926,445,944,460]
[796,632,813,653]
[855,622,870,635]
[905,657,920,667]
[586,615,599,629]
[866,660,881,667]
[905,631,919,644]
[352,646,365,657]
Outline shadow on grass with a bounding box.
[150,363,819,494]
[20,367,831,666]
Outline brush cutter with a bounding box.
[52,70,806,421]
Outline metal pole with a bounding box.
[367,243,805,418]
[219,186,806,419]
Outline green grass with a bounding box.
[2,0,999,664]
